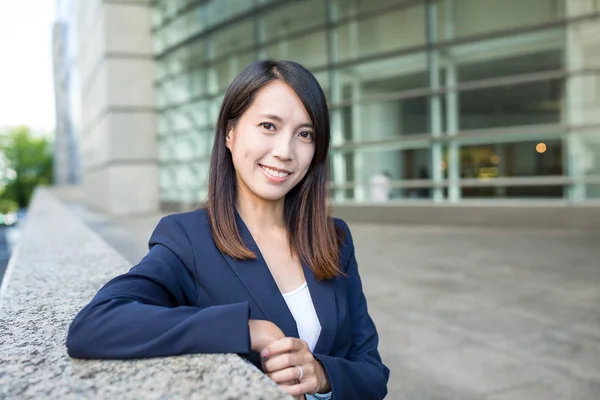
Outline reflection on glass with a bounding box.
[438,0,562,39]
[209,20,254,61]
[150,0,580,206]
[461,185,563,198]
[332,0,404,21]
[459,140,563,179]
[260,0,325,43]
[339,97,428,141]
[336,6,425,62]
[265,31,328,68]
[458,50,562,82]
[459,79,562,130]
[579,131,600,176]
[585,186,600,199]
[339,148,433,200]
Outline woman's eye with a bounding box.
[298,131,313,140]
[261,122,275,130]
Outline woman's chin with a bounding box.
[250,186,291,202]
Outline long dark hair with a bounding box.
[207,60,343,281]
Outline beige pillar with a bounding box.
[77,0,158,214]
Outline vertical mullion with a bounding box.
[427,0,444,201]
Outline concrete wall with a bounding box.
[76,0,158,214]
[0,188,287,398]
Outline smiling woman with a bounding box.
[67,60,389,400]
[209,62,339,283]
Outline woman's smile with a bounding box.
[259,163,292,183]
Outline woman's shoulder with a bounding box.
[332,217,350,234]
[331,217,355,264]
[157,207,212,239]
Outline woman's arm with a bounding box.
[66,215,251,359]
[313,220,390,400]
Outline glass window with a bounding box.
[336,5,425,62]
[173,163,195,189]
[160,103,208,132]
[457,50,563,82]
[578,131,600,176]
[461,185,564,198]
[157,114,171,137]
[459,139,564,179]
[209,59,234,94]
[206,51,255,94]
[157,73,204,108]
[208,94,224,126]
[343,148,434,200]
[152,3,166,29]
[331,0,406,21]
[313,71,330,98]
[438,0,563,40]
[257,0,288,4]
[209,20,255,61]
[158,136,176,162]
[201,0,254,30]
[259,0,325,43]
[585,186,600,199]
[337,96,429,142]
[336,53,428,100]
[458,79,563,131]
[264,31,328,68]
[159,166,178,202]
[157,40,206,82]
[171,133,200,162]
[446,29,564,79]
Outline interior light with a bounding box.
[536,143,547,154]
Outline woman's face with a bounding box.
[226,81,316,204]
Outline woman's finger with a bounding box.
[261,337,306,358]
[267,365,307,383]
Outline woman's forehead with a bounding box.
[247,81,311,122]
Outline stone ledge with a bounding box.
[0,188,289,399]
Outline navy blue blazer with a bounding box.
[67,209,389,399]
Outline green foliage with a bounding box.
[0,126,54,208]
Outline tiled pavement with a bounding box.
[70,204,600,399]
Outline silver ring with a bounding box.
[295,364,304,380]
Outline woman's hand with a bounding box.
[248,319,285,353]
[260,337,331,398]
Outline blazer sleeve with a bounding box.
[66,215,251,359]
[314,221,390,400]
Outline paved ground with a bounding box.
[354,225,600,399]
[69,204,600,399]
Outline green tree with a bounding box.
[0,126,53,209]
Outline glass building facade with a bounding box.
[151,0,600,207]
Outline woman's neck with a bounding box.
[236,192,286,235]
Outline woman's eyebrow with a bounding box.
[259,113,313,129]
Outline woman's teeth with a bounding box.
[261,166,289,178]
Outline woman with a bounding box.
[67,60,389,399]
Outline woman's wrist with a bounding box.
[315,360,331,393]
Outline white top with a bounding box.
[282,282,321,352]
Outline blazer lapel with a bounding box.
[222,213,299,339]
[303,262,337,355]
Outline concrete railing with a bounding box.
[0,188,290,399]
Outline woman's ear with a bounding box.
[225,124,234,149]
